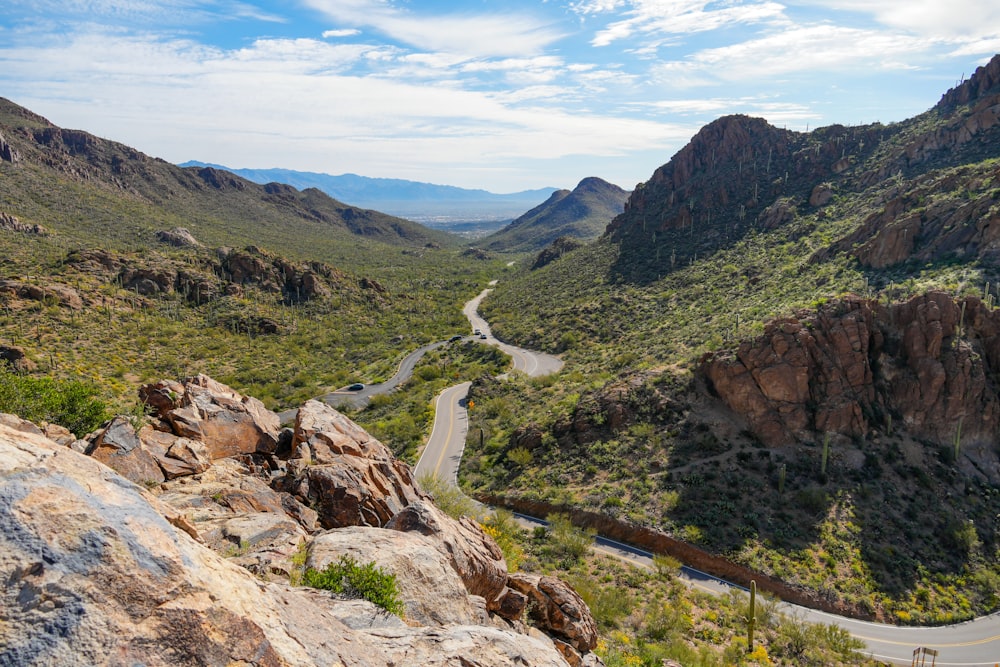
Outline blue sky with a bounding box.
[1,1,998,192]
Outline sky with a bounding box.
[1,2,998,193]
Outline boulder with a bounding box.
[138,426,212,479]
[156,227,201,247]
[141,375,281,460]
[280,400,424,528]
[283,462,417,529]
[0,345,36,372]
[386,500,508,606]
[0,421,575,667]
[84,416,166,486]
[0,421,382,667]
[308,526,490,626]
[508,573,599,654]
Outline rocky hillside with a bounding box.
[0,374,601,666]
[483,177,629,253]
[469,55,1000,625]
[0,98,454,252]
[606,55,1000,283]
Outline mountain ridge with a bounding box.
[0,97,455,253]
[482,176,629,253]
[179,161,559,223]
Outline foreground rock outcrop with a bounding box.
[1,375,602,666]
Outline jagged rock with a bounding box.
[119,266,177,295]
[508,573,599,654]
[42,422,75,447]
[0,422,383,666]
[308,526,491,626]
[386,500,509,606]
[0,131,19,163]
[85,416,166,486]
[293,398,387,461]
[64,248,122,274]
[282,463,412,529]
[0,421,576,667]
[809,183,833,207]
[156,457,316,578]
[138,378,185,418]
[365,625,573,667]
[0,345,35,372]
[0,211,45,235]
[141,374,281,460]
[138,426,212,479]
[533,236,584,270]
[156,227,201,247]
[280,400,424,528]
[0,280,83,309]
[702,292,1000,467]
[0,412,45,436]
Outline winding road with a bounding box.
[417,284,1000,667]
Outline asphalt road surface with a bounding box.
[277,340,446,423]
[417,290,1000,666]
[463,288,563,376]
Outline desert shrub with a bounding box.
[303,555,404,616]
[538,513,595,568]
[418,472,478,519]
[0,367,109,436]
[480,509,525,572]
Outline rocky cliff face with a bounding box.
[0,376,602,666]
[701,292,1000,479]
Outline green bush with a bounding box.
[303,554,405,616]
[0,368,109,436]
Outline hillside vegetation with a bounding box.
[471,55,1000,624]
[0,98,498,416]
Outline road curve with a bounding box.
[422,292,1000,666]
[463,288,563,377]
[414,381,472,485]
[277,340,447,423]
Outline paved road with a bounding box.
[277,340,448,423]
[416,287,563,484]
[463,288,563,377]
[528,509,1000,665]
[413,381,472,485]
[419,291,1000,666]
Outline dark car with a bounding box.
[347,383,365,391]
[448,335,463,342]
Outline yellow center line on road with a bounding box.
[432,387,458,477]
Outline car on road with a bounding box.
[473,328,481,335]
[347,383,365,391]
[448,335,463,342]
[479,334,488,340]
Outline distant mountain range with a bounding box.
[481,177,629,253]
[179,162,558,232]
[0,98,455,252]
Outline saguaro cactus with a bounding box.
[746,580,757,651]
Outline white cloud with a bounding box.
[790,0,1000,41]
[0,28,683,189]
[653,24,928,85]
[301,0,566,58]
[589,1,788,47]
[323,28,361,38]
[569,0,628,14]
